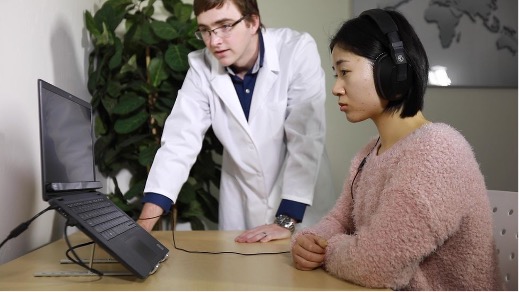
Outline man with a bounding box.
[138,0,336,243]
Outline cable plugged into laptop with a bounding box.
[0,205,56,250]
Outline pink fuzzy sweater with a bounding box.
[293,123,502,290]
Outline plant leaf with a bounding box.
[162,0,183,14]
[165,44,190,72]
[109,195,134,212]
[143,0,156,17]
[197,190,219,223]
[114,111,148,134]
[188,38,205,50]
[106,80,122,97]
[140,22,160,45]
[189,216,205,230]
[138,144,160,167]
[95,0,127,32]
[120,55,138,75]
[174,2,193,23]
[148,57,169,87]
[113,92,146,114]
[119,134,149,148]
[151,112,169,127]
[182,200,204,218]
[101,96,118,115]
[96,23,115,46]
[178,180,197,203]
[108,38,123,69]
[84,11,100,36]
[151,21,178,40]
[124,179,146,201]
[94,114,107,136]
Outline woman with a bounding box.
[290,9,502,290]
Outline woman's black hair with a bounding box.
[329,9,429,118]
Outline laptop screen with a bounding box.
[38,79,102,200]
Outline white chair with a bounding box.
[487,190,518,291]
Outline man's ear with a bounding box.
[247,14,261,32]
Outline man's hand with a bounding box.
[291,233,328,270]
[234,224,292,243]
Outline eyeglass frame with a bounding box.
[194,15,248,41]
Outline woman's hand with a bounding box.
[292,233,328,270]
[234,224,291,243]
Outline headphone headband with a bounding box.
[360,9,407,81]
[359,9,411,101]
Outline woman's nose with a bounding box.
[332,84,345,97]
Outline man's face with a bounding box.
[196,1,259,69]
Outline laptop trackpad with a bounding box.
[128,236,155,255]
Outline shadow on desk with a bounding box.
[0,230,386,290]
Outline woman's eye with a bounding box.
[333,70,348,78]
[332,68,348,78]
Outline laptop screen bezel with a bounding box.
[37,79,102,201]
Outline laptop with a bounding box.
[37,79,169,278]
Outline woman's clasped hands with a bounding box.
[291,233,328,271]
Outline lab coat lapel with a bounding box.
[248,31,279,124]
[206,51,250,131]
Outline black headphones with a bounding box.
[360,9,411,101]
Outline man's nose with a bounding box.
[209,32,223,46]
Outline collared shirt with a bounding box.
[142,31,307,223]
[226,31,264,120]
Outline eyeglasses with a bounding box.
[195,15,247,41]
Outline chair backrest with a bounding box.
[487,190,518,291]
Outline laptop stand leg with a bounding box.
[58,243,118,264]
[34,243,132,277]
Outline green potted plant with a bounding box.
[84,0,222,229]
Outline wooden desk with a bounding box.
[0,231,381,290]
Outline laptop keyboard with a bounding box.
[68,197,137,240]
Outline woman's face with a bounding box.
[331,45,387,123]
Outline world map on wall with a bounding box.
[385,0,517,55]
[353,0,518,87]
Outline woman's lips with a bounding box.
[338,103,348,112]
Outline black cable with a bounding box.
[168,217,290,256]
[63,219,103,276]
[0,205,55,249]
[137,214,162,221]
[171,229,290,255]
[350,137,380,200]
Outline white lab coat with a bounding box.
[144,28,337,230]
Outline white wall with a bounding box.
[0,0,516,265]
[0,0,103,264]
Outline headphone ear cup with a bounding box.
[373,53,411,101]
[373,53,393,100]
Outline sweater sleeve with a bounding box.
[320,128,482,289]
[291,139,378,243]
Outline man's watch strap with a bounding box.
[274,214,296,233]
